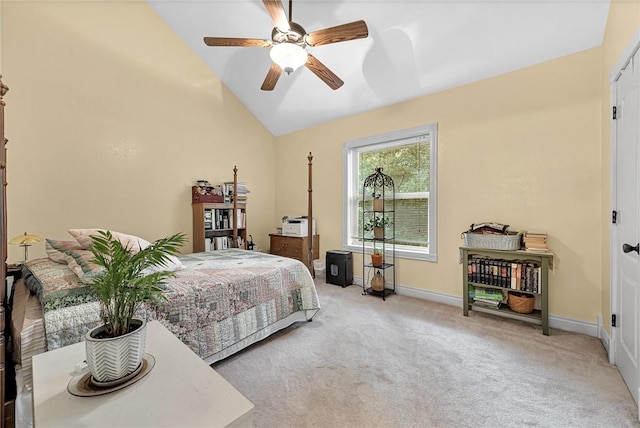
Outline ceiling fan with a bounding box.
[203,0,369,91]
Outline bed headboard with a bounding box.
[0,75,9,426]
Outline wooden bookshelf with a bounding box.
[193,202,247,252]
[460,246,553,335]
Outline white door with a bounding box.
[614,47,640,406]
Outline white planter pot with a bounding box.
[85,319,147,384]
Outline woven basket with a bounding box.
[462,232,522,251]
[507,291,534,314]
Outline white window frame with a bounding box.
[342,123,438,262]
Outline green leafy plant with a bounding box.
[363,215,392,232]
[371,246,384,255]
[88,230,187,338]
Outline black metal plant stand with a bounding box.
[361,167,395,300]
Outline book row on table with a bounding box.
[467,256,542,293]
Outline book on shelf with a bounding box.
[473,298,502,309]
[470,286,504,301]
[524,230,548,252]
[469,286,504,311]
[468,256,541,293]
[236,209,246,228]
[204,208,247,231]
[222,181,250,202]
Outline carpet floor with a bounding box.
[214,279,639,428]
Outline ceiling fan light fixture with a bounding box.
[270,43,308,75]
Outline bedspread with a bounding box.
[24,249,320,361]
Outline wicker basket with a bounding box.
[507,291,534,314]
[462,232,522,251]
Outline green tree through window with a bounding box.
[344,123,438,261]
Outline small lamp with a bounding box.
[10,232,42,262]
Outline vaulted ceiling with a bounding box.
[148,0,610,136]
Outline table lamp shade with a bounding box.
[10,233,42,245]
[10,232,42,261]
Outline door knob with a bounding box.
[623,243,640,254]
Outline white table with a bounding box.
[32,321,254,427]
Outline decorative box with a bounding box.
[191,186,224,204]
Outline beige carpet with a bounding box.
[214,279,639,428]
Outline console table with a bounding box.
[32,321,254,427]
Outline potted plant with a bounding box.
[85,230,187,385]
[371,247,383,267]
[363,215,392,239]
[372,192,384,212]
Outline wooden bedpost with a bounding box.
[307,152,313,272]
[0,76,9,427]
[233,165,238,248]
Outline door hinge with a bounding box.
[612,210,618,224]
[613,106,617,120]
[612,314,617,327]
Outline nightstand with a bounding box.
[5,263,21,305]
[269,233,319,268]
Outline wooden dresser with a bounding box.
[269,234,319,268]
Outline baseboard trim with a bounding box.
[598,314,611,358]
[548,313,597,337]
[353,276,598,337]
[395,284,462,308]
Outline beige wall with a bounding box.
[2,1,276,260]
[600,1,640,335]
[277,47,604,323]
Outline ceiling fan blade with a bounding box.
[263,0,290,32]
[204,37,271,47]
[261,63,283,91]
[306,20,368,47]
[305,54,344,90]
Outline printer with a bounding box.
[282,216,316,237]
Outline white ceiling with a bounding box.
[148,0,610,136]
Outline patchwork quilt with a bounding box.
[22,249,320,360]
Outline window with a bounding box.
[343,123,438,261]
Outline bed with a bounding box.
[16,248,320,387]
[0,78,321,425]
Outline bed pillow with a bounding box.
[45,239,84,264]
[68,229,151,253]
[61,248,183,284]
[60,248,105,283]
[67,228,185,274]
[142,255,184,275]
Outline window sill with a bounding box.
[344,244,437,262]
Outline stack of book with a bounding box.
[524,231,548,252]
[470,286,504,309]
[222,181,249,203]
